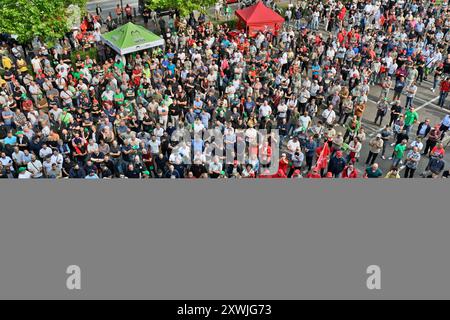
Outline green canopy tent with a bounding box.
[100,22,165,55]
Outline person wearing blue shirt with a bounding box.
[85,171,99,179]
[311,62,321,79]
[200,110,210,129]
[167,62,175,75]
[304,135,317,172]
[221,39,231,48]
[1,107,14,128]
[22,150,32,164]
[185,109,196,124]
[192,136,204,155]
[3,131,17,146]
[406,47,414,56]
[439,114,450,141]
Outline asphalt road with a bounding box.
[87,0,140,19]
[335,78,450,178]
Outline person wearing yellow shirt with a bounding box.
[16,57,28,74]
[384,167,401,179]
[1,55,13,70]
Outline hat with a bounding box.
[15,131,24,136]
[142,170,150,176]
[376,133,382,138]
[18,167,26,173]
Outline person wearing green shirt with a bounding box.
[143,64,151,79]
[403,106,418,135]
[59,109,73,127]
[72,69,81,80]
[365,163,383,178]
[114,89,124,107]
[392,139,408,167]
[344,115,361,143]
[114,59,124,71]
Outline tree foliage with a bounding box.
[146,0,217,17]
[0,0,87,44]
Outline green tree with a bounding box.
[146,0,216,17]
[0,0,87,44]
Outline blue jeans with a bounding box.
[405,96,414,108]
[403,124,412,135]
[438,92,448,108]
[392,157,402,168]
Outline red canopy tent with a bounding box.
[235,2,285,37]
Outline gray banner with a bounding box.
[0,180,449,299]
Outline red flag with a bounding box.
[338,7,346,21]
[314,142,331,171]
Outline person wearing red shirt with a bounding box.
[306,168,321,178]
[291,169,302,178]
[278,153,289,176]
[429,143,445,159]
[341,162,359,178]
[272,169,287,178]
[438,77,450,108]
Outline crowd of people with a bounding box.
[1,0,450,179]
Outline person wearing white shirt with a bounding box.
[321,105,336,125]
[169,151,182,164]
[60,88,74,107]
[18,168,32,179]
[55,76,67,90]
[103,87,116,102]
[0,152,14,170]
[153,124,164,141]
[27,154,43,178]
[31,56,42,74]
[39,144,53,160]
[50,151,64,169]
[147,136,161,155]
[410,138,424,152]
[277,101,288,120]
[56,62,70,78]
[405,82,418,108]
[193,118,205,134]
[299,112,312,130]
[245,126,258,145]
[287,136,301,155]
[259,101,272,120]
[11,148,25,167]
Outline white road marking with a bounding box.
[414,96,440,111]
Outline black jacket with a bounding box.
[328,156,347,174]
[416,122,431,137]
